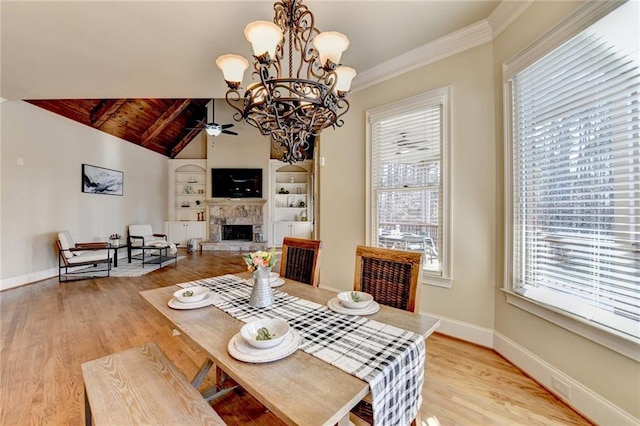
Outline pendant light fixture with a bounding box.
[216,0,356,163]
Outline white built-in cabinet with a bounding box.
[166,159,207,244]
[270,160,313,247]
[166,221,206,245]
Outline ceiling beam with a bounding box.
[91,99,127,128]
[141,99,193,147]
[170,120,205,158]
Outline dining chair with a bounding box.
[279,237,322,286]
[350,245,423,425]
[353,245,422,312]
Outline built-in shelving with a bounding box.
[166,159,207,244]
[270,160,313,246]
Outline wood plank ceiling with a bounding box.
[26,99,210,158]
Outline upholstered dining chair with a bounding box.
[279,237,322,286]
[351,245,423,425]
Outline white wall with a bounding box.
[205,99,271,171]
[492,1,640,421]
[176,131,206,160]
[319,2,638,422]
[0,101,168,289]
[204,99,273,240]
[320,42,497,329]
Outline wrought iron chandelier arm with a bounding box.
[333,97,350,128]
[224,90,247,123]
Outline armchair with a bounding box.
[57,231,112,282]
[127,224,168,262]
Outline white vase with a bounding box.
[249,266,274,307]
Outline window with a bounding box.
[504,1,639,348]
[367,87,451,286]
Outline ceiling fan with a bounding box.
[189,101,238,137]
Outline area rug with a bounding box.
[76,256,185,277]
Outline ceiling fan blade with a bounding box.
[220,123,234,129]
[222,130,238,135]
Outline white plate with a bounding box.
[168,292,220,310]
[244,277,285,288]
[228,329,301,363]
[327,297,380,316]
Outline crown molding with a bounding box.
[352,20,492,93]
[351,0,532,93]
[487,0,534,38]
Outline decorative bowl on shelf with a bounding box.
[241,318,290,349]
[337,291,373,309]
[173,286,209,303]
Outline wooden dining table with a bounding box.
[140,273,440,426]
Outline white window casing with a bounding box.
[503,0,640,360]
[366,87,452,287]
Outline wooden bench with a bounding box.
[81,342,225,426]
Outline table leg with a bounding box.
[114,251,119,268]
[193,361,238,402]
[84,387,92,426]
[191,359,214,388]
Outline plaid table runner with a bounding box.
[179,274,425,426]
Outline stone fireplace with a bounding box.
[201,198,267,251]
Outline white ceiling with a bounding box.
[0,0,500,100]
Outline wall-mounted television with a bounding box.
[211,168,262,198]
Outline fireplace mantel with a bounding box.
[205,198,267,206]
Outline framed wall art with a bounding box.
[82,164,123,196]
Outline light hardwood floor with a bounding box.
[0,250,591,425]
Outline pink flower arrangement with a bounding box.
[243,248,276,271]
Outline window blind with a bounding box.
[510,24,640,339]
[371,101,443,274]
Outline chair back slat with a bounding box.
[280,237,322,286]
[283,247,315,284]
[354,245,422,313]
[360,258,413,311]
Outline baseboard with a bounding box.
[0,251,131,292]
[0,268,57,291]
[426,313,494,348]
[493,332,638,426]
[433,312,638,425]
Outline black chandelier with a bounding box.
[216,0,356,164]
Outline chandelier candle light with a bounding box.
[216,0,356,164]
